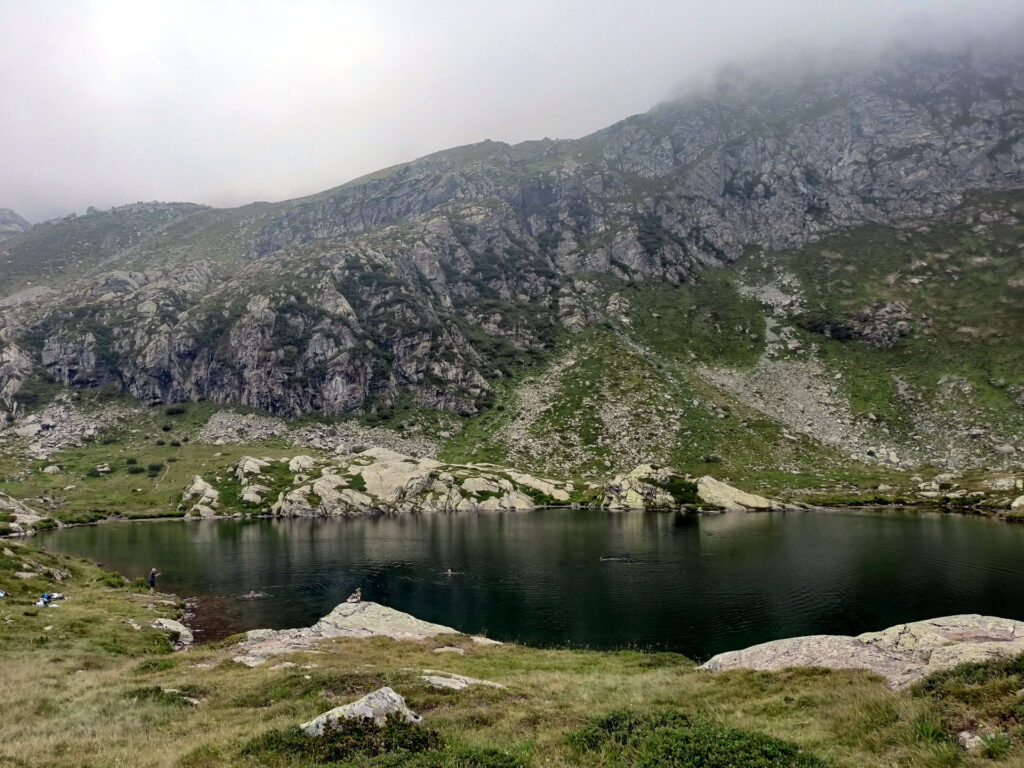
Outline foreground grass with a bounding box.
[2,542,1024,766]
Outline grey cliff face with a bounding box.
[2,43,1023,421]
[0,209,30,241]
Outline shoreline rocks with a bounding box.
[700,615,1024,688]
[232,599,469,666]
[603,463,786,511]
[186,448,574,518]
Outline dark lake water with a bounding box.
[37,508,1024,660]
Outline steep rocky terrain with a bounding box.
[0,208,29,241]
[2,40,1024,484]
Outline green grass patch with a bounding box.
[568,710,827,767]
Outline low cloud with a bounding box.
[1,0,1021,221]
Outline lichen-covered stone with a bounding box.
[700,615,1024,688]
[300,687,421,735]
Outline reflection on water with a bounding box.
[38,508,1024,659]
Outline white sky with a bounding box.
[1,0,1021,222]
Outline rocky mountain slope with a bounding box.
[2,40,1024,483]
[0,209,29,241]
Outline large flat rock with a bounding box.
[311,601,461,640]
[700,615,1024,688]
[233,600,462,666]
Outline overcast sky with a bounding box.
[1,0,1021,222]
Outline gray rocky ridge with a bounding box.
[0,209,29,241]
[1,43,1023,477]
[176,449,780,518]
[0,45,1021,428]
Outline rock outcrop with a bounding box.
[695,475,779,511]
[181,476,219,518]
[701,615,1024,688]
[0,209,29,241]
[0,399,138,459]
[2,42,1023,431]
[153,618,195,649]
[300,687,421,735]
[231,599,465,666]
[0,491,44,534]
[181,450,799,517]
[603,464,783,511]
[183,448,572,517]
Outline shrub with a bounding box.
[0,511,15,523]
[147,463,164,472]
[97,571,128,588]
[0,523,12,536]
[376,747,530,767]
[170,440,181,447]
[61,510,108,525]
[915,654,1024,697]
[568,711,691,752]
[164,405,187,416]
[135,658,177,673]
[178,744,224,768]
[638,726,827,767]
[161,424,172,432]
[128,465,146,474]
[155,439,166,446]
[568,710,826,768]
[662,476,699,505]
[31,518,58,532]
[125,457,137,465]
[981,733,1012,759]
[241,716,441,763]
[911,716,947,744]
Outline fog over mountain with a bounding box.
[1,0,1021,222]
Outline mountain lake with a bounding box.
[36,507,1024,660]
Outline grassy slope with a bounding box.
[2,542,1024,767]
[441,271,901,496]
[5,197,1024,510]
[737,193,1024,440]
[0,400,313,523]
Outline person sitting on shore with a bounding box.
[346,587,361,603]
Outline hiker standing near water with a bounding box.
[149,568,160,593]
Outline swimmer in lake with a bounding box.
[247,590,257,599]
[445,568,454,576]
